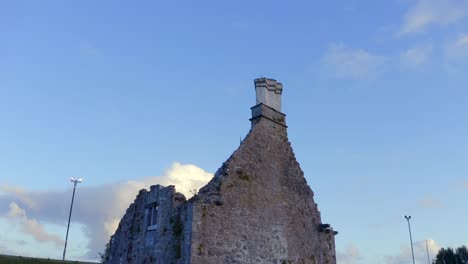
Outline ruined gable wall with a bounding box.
[105,186,191,264]
[106,189,147,264]
[189,115,336,264]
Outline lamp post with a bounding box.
[426,240,431,264]
[405,215,416,264]
[63,177,82,261]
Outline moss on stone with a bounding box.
[172,217,183,238]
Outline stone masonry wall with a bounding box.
[105,185,190,264]
[190,106,336,264]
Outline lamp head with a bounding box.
[70,177,83,184]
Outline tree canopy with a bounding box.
[433,246,468,264]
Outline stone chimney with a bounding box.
[250,77,287,128]
[254,78,283,112]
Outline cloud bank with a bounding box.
[337,244,362,264]
[400,45,433,69]
[446,33,468,59]
[6,202,64,247]
[398,0,468,36]
[321,43,387,81]
[0,162,213,259]
[384,239,440,264]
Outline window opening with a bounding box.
[146,204,159,228]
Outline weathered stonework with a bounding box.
[105,185,192,264]
[105,78,336,264]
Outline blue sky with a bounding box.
[0,0,467,263]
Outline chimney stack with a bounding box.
[254,78,283,112]
[250,78,287,128]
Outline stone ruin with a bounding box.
[104,78,337,264]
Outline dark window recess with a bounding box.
[152,206,158,225]
[146,204,159,227]
[146,207,152,226]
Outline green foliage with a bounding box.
[174,243,181,259]
[197,244,205,256]
[238,172,252,182]
[202,206,207,218]
[98,243,110,263]
[433,246,468,264]
[457,246,468,262]
[129,224,141,235]
[172,217,183,238]
[171,216,184,259]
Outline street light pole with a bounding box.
[63,177,82,261]
[405,215,416,264]
[426,240,431,264]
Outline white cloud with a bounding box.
[400,45,433,69]
[443,33,468,72]
[456,34,468,46]
[0,162,213,259]
[337,244,361,264]
[384,239,440,264]
[160,163,213,195]
[1,186,37,209]
[398,0,468,36]
[321,43,387,81]
[7,202,26,218]
[446,33,468,59]
[103,218,121,237]
[6,202,64,247]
